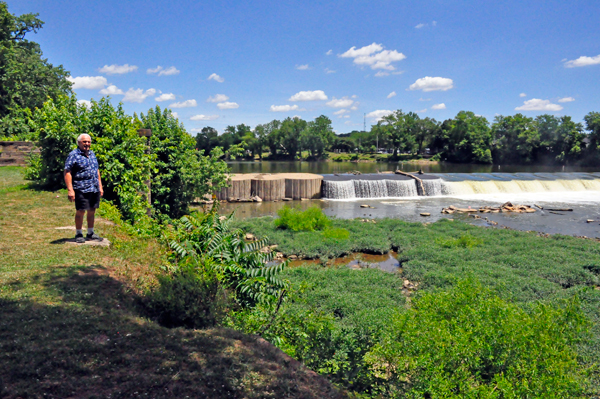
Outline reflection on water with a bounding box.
[285,251,400,272]
[228,160,600,175]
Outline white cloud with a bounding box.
[415,23,427,29]
[409,76,454,92]
[333,109,348,115]
[558,96,575,103]
[326,50,333,55]
[171,112,179,118]
[270,104,301,112]
[431,103,446,110]
[375,71,389,77]
[515,98,563,111]
[520,93,527,97]
[217,101,239,109]
[67,76,107,90]
[288,90,328,101]
[325,68,336,74]
[419,98,431,101]
[416,109,427,113]
[190,128,203,133]
[340,43,406,71]
[169,99,198,108]
[98,64,138,75]
[340,43,383,58]
[350,105,358,111]
[77,99,92,108]
[387,91,397,99]
[366,109,394,121]
[123,88,156,103]
[208,73,225,82]
[155,93,176,102]
[326,96,354,108]
[432,21,437,26]
[99,84,124,95]
[564,54,600,68]
[191,114,219,121]
[296,64,310,70]
[207,94,229,103]
[147,66,180,76]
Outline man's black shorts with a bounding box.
[75,190,100,210]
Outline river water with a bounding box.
[222,162,600,239]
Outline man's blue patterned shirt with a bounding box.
[64,148,100,193]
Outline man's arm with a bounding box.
[64,170,75,202]
[98,170,103,197]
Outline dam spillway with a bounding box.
[218,172,600,201]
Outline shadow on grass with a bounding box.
[0,265,344,399]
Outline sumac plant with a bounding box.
[169,210,289,308]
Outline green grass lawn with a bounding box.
[0,167,345,399]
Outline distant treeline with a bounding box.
[196,110,600,165]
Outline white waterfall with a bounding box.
[353,180,389,198]
[386,180,418,197]
[422,179,443,196]
[322,180,356,199]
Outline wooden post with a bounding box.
[137,129,152,215]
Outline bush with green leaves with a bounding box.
[151,257,230,329]
[274,205,331,232]
[368,280,591,398]
[26,95,153,222]
[139,106,229,218]
[168,210,289,308]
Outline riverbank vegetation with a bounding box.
[0,167,345,398]
[230,209,600,396]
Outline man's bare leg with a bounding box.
[75,210,85,230]
[86,209,95,229]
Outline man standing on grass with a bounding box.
[64,134,104,243]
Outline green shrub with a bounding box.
[169,211,289,308]
[368,280,591,398]
[151,258,230,328]
[140,106,230,218]
[274,205,331,232]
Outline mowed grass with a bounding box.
[0,167,346,399]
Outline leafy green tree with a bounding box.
[413,117,438,155]
[194,126,219,154]
[554,116,585,164]
[140,106,230,218]
[264,119,283,157]
[536,114,561,161]
[436,111,492,163]
[301,115,334,158]
[279,117,306,159]
[584,111,600,162]
[0,2,71,137]
[377,110,417,156]
[492,113,539,164]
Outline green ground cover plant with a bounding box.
[369,280,592,398]
[234,214,600,395]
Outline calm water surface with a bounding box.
[227,160,599,175]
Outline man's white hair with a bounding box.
[77,134,91,143]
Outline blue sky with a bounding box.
[11,0,600,134]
